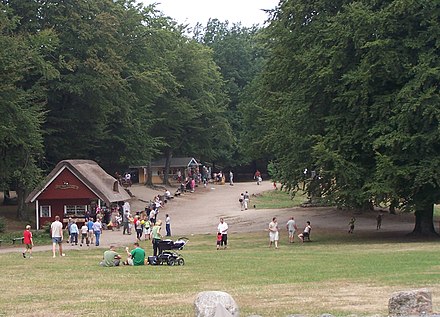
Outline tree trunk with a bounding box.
[412,203,438,236]
[145,162,153,187]
[16,187,29,221]
[163,149,172,186]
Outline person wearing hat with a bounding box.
[150,219,163,256]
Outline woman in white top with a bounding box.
[268,217,279,248]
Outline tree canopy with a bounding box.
[256,0,440,234]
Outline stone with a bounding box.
[389,289,432,316]
[194,291,239,317]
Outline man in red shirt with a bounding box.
[23,225,33,258]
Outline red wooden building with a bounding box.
[26,160,131,229]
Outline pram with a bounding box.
[148,237,188,266]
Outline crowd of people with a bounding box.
[20,169,385,265]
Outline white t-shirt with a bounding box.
[80,225,88,234]
[51,220,63,238]
[218,222,228,234]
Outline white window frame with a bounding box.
[64,205,88,217]
[39,205,52,218]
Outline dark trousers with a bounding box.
[153,238,161,256]
[166,224,171,236]
[80,233,89,245]
[70,233,78,244]
[123,222,129,234]
[221,234,227,246]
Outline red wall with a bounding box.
[39,198,91,226]
[38,168,98,200]
[36,168,99,228]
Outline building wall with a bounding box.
[38,168,97,200]
[38,198,92,227]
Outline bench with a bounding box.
[12,237,24,244]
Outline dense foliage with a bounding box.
[0,0,236,217]
[257,0,440,234]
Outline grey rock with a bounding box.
[195,291,239,317]
[389,289,432,316]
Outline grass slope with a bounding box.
[1,232,440,317]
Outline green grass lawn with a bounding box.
[1,232,440,317]
[252,188,307,209]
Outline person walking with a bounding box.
[217,218,229,249]
[93,218,103,246]
[22,225,33,258]
[80,222,89,246]
[348,217,356,234]
[165,214,171,237]
[86,218,95,245]
[122,208,131,235]
[50,215,65,258]
[69,220,79,246]
[268,217,279,249]
[286,217,298,243]
[376,213,383,230]
[229,171,234,186]
[243,191,250,210]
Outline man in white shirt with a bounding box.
[217,218,229,249]
[50,215,65,258]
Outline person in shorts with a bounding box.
[286,216,298,243]
[51,215,65,258]
[22,225,33,258]
[123,242,145,266]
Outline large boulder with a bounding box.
[194,291,239,317]
[389,289,432,316]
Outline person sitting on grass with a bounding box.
[123,242,145,266]
[298,221,312,242]
[100,245,121,267]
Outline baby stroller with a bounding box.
[149,237,188,266]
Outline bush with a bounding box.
[0,217,6,233]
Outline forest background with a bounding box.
[0,0,439,235]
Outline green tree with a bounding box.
[195,20,265,166]
[149,20,232,184]
[257,0,440,234]
[0,4,58,219]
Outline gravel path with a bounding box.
[0,181,414,255]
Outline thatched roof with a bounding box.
[131,157,200,169]
[26,160,130,205]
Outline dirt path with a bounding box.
[0,181,415,254]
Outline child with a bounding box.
[22,225,33,258]
[348,217,356,234]
[216,232,222,250]
[80,222,89,246]
[143,219,151,240]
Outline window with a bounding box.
[64,205,87,217]
[40,205,51,218]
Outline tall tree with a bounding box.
[149,20,232,184]
[195,20,265,166]
[0,4,58,219]
[257,0,440,234]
